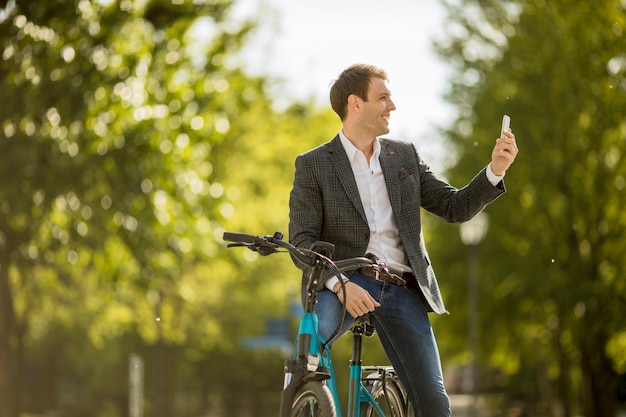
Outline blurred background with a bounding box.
[1,0,625,416]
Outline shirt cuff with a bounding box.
[325,276,340,291]
[325,275,348,292]
[486,163,505,186]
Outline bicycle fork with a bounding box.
[280,313,332,417]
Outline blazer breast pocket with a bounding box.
[399,171,420,204]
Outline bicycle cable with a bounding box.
[228,235,354,356]
[276,246,350,350]
[317,257,349,350]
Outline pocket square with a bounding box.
[399,168,409,180]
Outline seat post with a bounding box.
[350,323,364,365]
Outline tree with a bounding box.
[0,0,272,415]
[432,0,626,415]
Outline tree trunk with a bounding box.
[156,332,175,417]
[580,328,617,417]
[14,319,26,417]
[0,261,16,417]
[553,322,571,417]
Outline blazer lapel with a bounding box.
[327,135,368,224]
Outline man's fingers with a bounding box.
[342,282,380,317]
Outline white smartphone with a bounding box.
[501,115,511,137]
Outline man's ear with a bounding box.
[347,94,360,112]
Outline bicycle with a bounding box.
[223,231,412,417]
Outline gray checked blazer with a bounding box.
[288,135,505,314]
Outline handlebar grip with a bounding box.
[223,232,258,244]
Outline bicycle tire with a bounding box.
[291,381,337,417]
[361,375,407,417]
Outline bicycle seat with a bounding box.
[350,315,376,337]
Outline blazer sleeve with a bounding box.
[413,146,505,223]
[289,152,323,260]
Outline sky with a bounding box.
[228,0,455,170]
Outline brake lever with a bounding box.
[256,246,278,256]
[227,242,249,248]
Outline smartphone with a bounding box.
[501,115,511,137]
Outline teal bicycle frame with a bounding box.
[291,310,392,417]
[221,231,403,417]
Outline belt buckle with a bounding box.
[379,264,396,284]
[369,263,407,287]
[389,272,406,286]
[372,262,386,281]
[382,263,407,286]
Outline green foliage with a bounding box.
[0,0,340,416]
[6,0,623,415]
[431,0,626,415]
[0,0,348,414]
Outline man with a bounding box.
[288,64,518,415]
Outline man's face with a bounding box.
[360,77,396,136]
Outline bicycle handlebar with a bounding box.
[223,231,312,264]
[224,231,378,347]
[223,231,374,273]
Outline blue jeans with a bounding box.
[317,272,451,417]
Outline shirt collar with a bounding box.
[338,130,381,163]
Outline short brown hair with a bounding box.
[329,64,389,121]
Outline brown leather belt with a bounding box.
[359,266,417,288]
